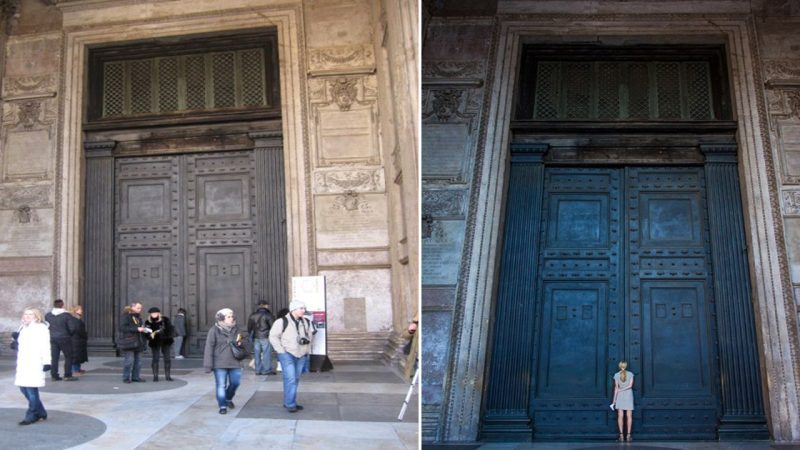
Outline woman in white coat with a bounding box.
[15,307,52,425]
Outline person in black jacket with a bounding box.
[69,305,88,375]
[118,301,148,383]
[145,307,174,381]
[45,299,78,381]
[247,301,275,375]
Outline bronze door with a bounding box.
[115,151,262,352]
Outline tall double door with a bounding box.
[113,150,282,352]
[531,166,719,439]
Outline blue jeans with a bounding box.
[122,350,142,381]
[253,338,272,374]
[213,368,242,409]
[19,387,46,422]
[71,363,82,373]
[277,352,308,408]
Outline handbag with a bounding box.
[229,340,250,360]
[117,333,142,351]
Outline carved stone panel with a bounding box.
[308,44,376,76]
[0,273,52,331]
[422,189,467,219]
[315,192,389,249]
[784,218,800,283]
[0,185,52,210]
[422,220,466,285]
[1,99,57,181]
[783,190,800,216]
[313,168,385,194]
[0,208,55,257]
[310,77,380,166]
[422,122,473,182]
[777,120,800,184]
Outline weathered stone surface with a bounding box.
[421,309,453,405]
[315,193,389,248]
[0,273,52,331]
[422,220,465,285]
[0,209,54,257]
[319,268,392,333]
[317,249,391,267]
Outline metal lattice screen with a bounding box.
[102,49,268,118]
[532,61,713,120]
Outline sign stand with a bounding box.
[291,275,333,372]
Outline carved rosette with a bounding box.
[308,44,375,75]
[422,190,466,218]
[783,190,800,215]
[424,89,465,122]
[313,168,385,194]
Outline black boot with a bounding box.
[152,361,159,382]
[165,360,173,381]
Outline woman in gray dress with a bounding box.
[612,360,634,441]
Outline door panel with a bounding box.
[198,248,251,330]
[119,251,171,314]
[627,167,718,438]
[531,166,719,439]
[532,168,622,439]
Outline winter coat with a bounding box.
[269,313,313,358]
[173,314,187,337]
[15,322,51,388]
[118,311,147,352]
[145,317,174,348]
[247,307,274,340]
[71,316,89,364]
[45,309,77,340]
[203,324,248,372]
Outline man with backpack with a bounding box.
[247,301,275,375]
[269,300,315,413]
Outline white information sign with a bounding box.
[291,276,329,367]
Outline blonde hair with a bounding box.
[24,307,45,323]
[71,305,83,316]
[618,360,628,382]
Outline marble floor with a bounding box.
[0,356,418,449]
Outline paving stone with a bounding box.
[0,408,106,450]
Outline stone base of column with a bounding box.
[718,415,769,440]
[480,412,532,441]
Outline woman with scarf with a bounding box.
[15,307,51,425]
[203,308,249,414]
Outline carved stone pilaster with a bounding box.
[701,144,769,440]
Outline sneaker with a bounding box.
[286,406,298,413]
[175,355,184,359]
[219,408,227,415]
[226,400,235,409]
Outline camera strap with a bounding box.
[289,315,309,339]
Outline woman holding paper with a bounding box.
[611,360,634,442]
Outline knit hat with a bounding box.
[148,307,160,314]
[289,300,306,312]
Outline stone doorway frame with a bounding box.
[442,16,800,442]
[56,7,312,311]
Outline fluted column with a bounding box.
[250,131,289,314]
[702,144,768,439]
[83,141,116,351]
[481,143,547,441]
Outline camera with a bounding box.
[297,336,310,345]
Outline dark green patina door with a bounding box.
[531,166,718,439]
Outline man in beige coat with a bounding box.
[269,300,314,413]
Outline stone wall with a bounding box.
[0,1,61,341]
[422,0,800,443]
[0,0,418,361]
